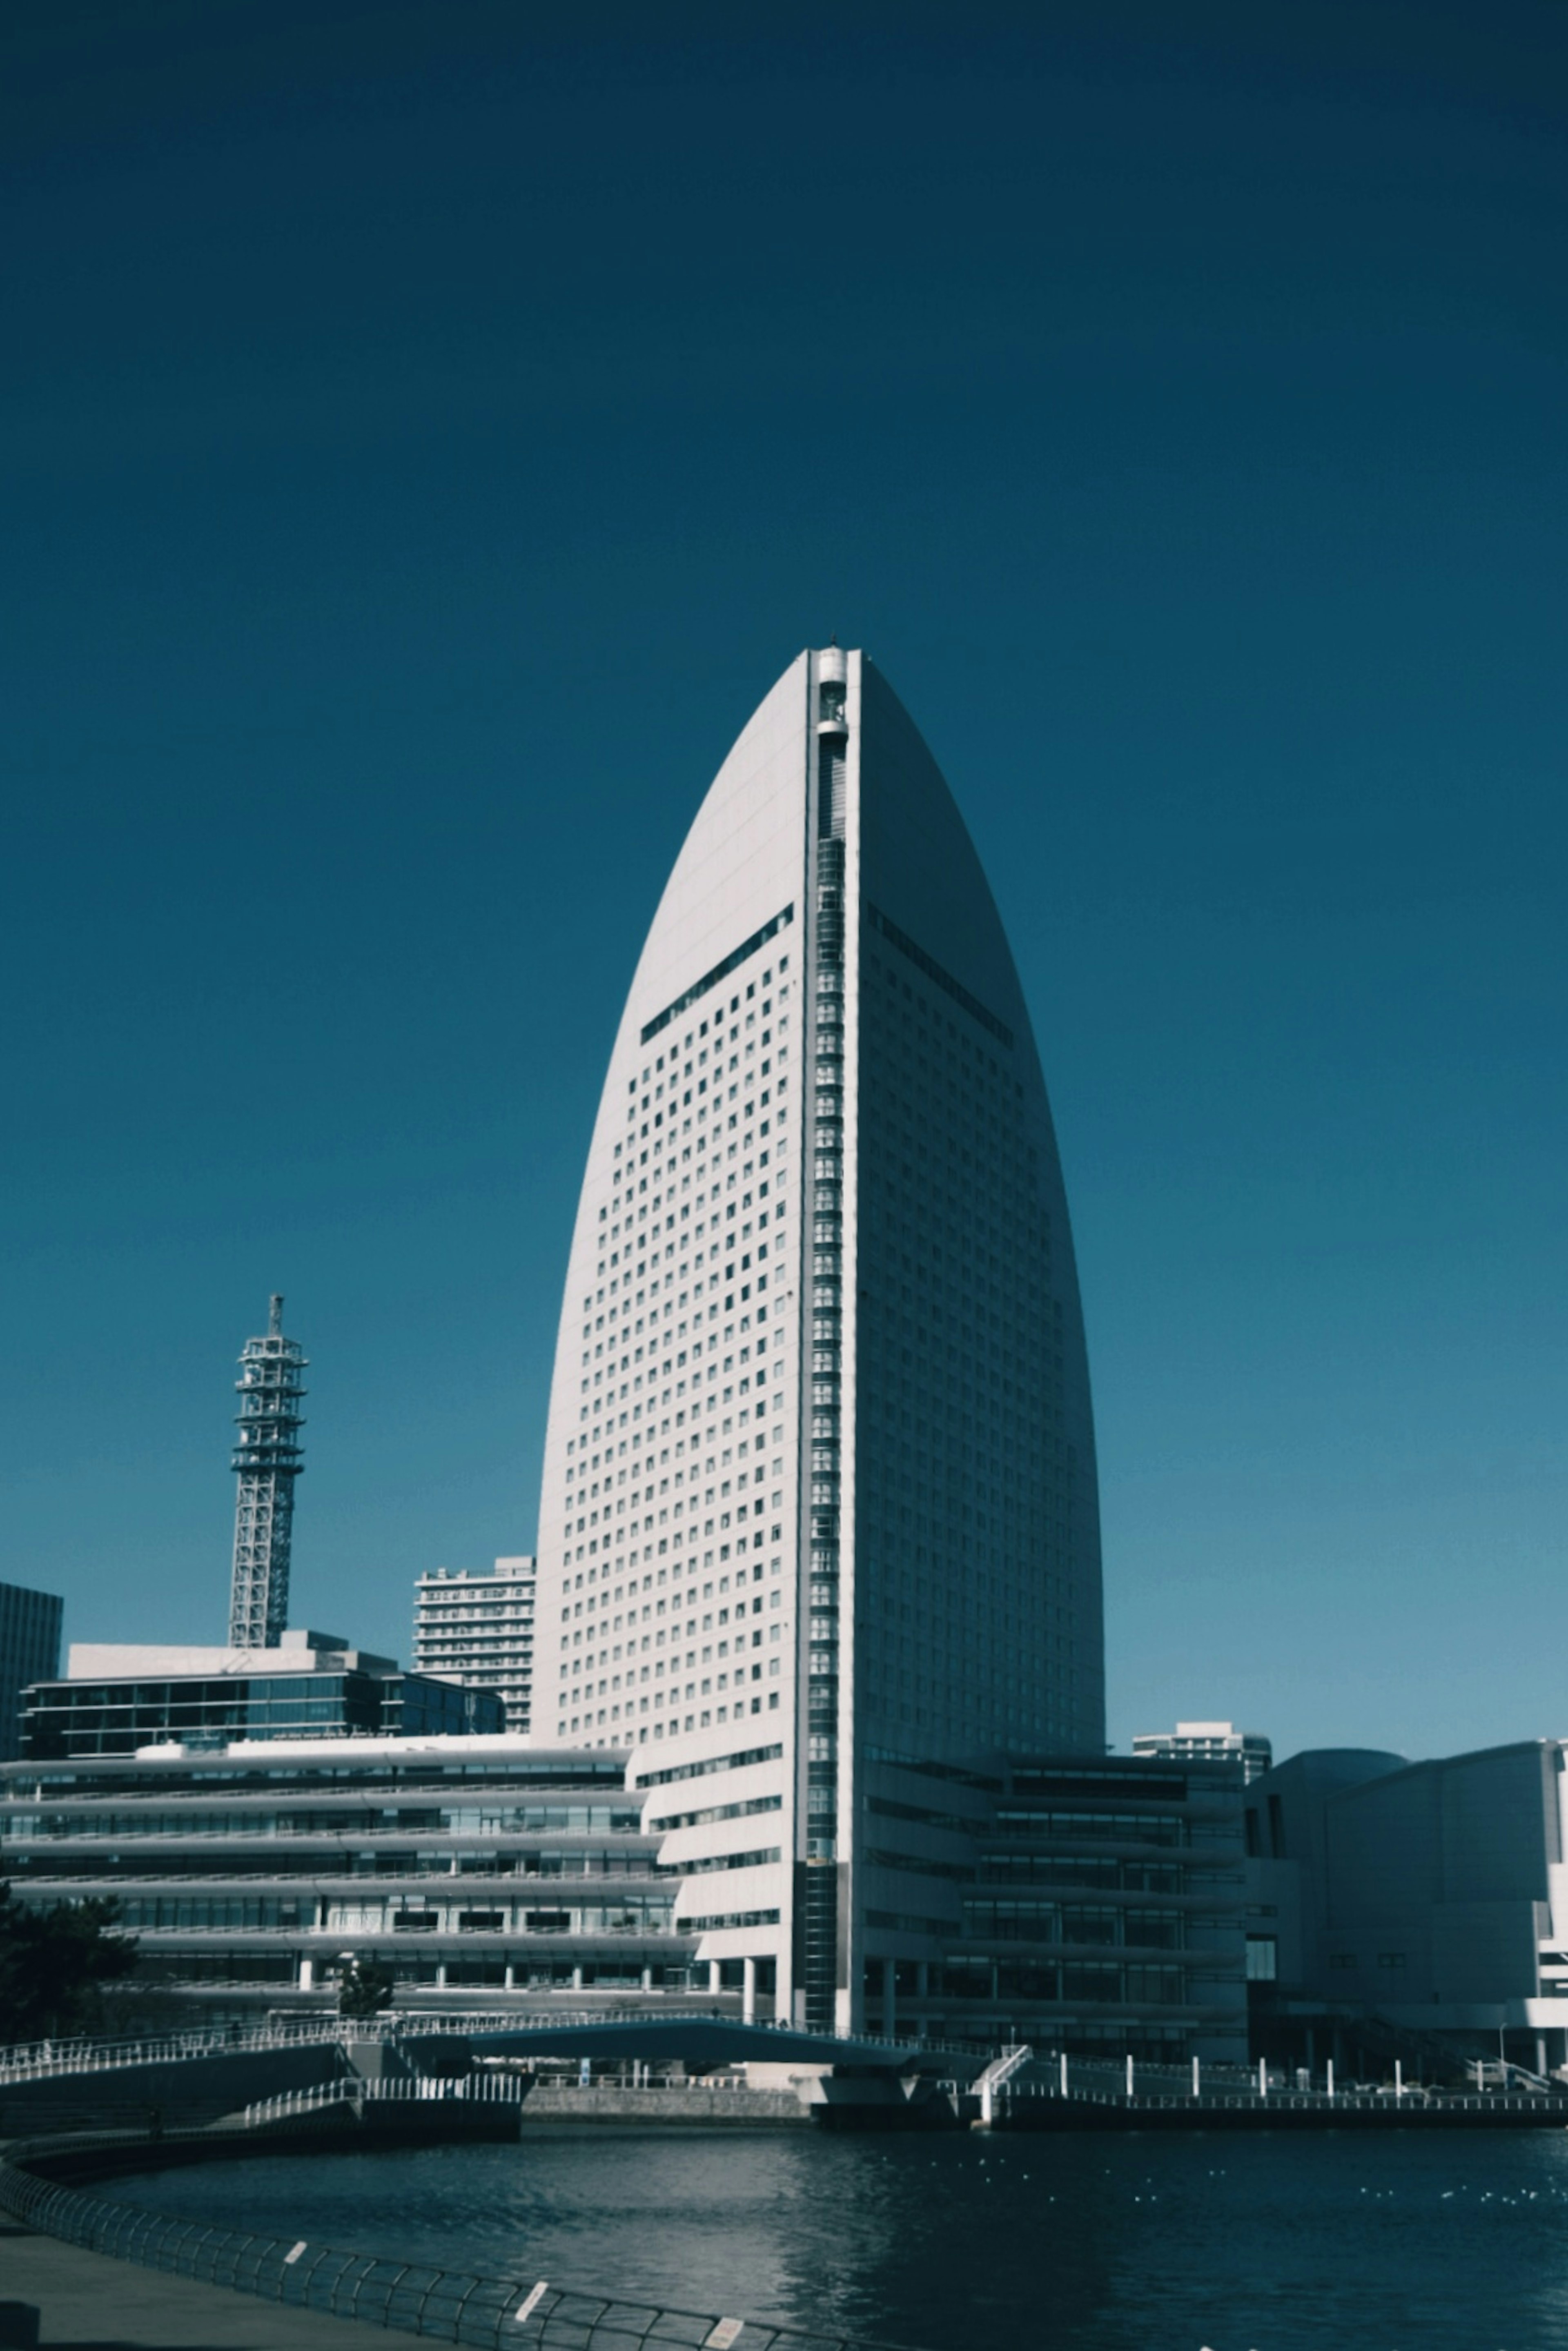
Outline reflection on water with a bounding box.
[117,2125,1568,2349]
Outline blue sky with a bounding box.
[3,2,1564,1763]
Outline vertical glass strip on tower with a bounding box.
[534,650,1103,2028]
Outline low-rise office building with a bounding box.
[1245,1740,1568,2076]
[20,1630,504,1759]
[0,1734,698,2020]
[851,1750,1247,2059]
[1134,1720,1272,1785]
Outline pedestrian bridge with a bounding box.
[0,2008,987,2091]
[457,2013,965,2073]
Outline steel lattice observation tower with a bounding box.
[228,1295,307,1648]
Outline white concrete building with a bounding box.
[1134,1720,1273,1784]
[413,1556,536,1732]
[533,648,1104,2030]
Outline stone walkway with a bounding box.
[0,2217,385,2349]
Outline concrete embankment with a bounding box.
[0,2046,342,2139]
[520,2083,810,2124]
[994,2093,1568,2132]
[8,2104,520,2190]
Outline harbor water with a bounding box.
[115,2124,1568,2349]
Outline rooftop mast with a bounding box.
[228,1294,307,1648]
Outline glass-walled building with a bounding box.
[20,1630,503,1759]
[0,1735,1240,2053]
[858,1751,1247,2059]
[0,1736,699,2022]
[0,1580,62,1763]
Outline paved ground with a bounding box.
[0,2217,386,2349]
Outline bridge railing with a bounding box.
[0,2015,349,2084]
[0,2006,989,2086]
[0,2135,913,2351]
[240,2074,532,2126]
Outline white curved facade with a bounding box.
[535,650,1103,2028]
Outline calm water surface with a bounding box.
[116,2126,1568,2350]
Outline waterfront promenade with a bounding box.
[0,2212,382,2351]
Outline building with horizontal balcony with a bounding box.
[1133,1720,1272,1785]
[0,1733,1240,2052]
[850,1749,1247,2059]
[414,1558,536,1732]
[0,1735,704,2022]
[19,1630,504,1760]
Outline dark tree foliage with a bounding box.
[0,1879,139,2042]
[338,1955,395,2019]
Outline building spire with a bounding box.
[228,1297,307,1648]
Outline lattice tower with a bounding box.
[228,1294,307,1647]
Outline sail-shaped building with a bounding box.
[535,648,1105,2029]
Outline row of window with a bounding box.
[129,1955,690,1989]
[0,1802,644,1841]
[322,1901,676,1936]
[7,1852,664,1884]
[562,952,799,1745]
[639,910,793,1044]
[646,1792,782,1832]
[961,1903,1190,1949]
[924,1960,1196,2006]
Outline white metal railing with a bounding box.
[0,2015,349,2084]
[240,2074,530,2126]
[973,2043,1033,2124]
[0,2004,987,2086]
[0,2008,682,2082]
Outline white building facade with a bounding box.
[534,648,1104,2029]
[413,1557,537,1732]
[1134,1721,1273,1784]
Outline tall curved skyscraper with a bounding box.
[535,649,1103,2028]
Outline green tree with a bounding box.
[338,1955,394,2020]
[0,1879,139,2042]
